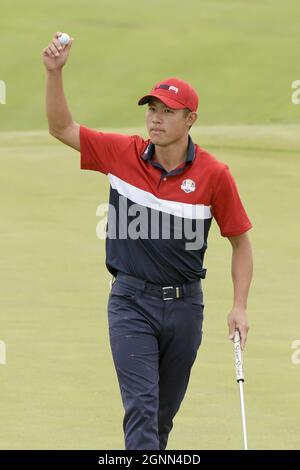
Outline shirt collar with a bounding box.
[141,135,196,164]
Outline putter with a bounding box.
[233,329,248,450]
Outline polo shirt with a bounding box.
[80,125,252,284]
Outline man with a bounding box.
[42,32,253,450]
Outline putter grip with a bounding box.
[233,330,244,382]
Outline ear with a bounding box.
[186,112,198,128]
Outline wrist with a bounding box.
[233,302,247,311]
[46,67,63,75]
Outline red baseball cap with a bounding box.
[138,77,198,112]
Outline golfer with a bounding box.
[42,33,253,450]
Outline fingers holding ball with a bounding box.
[58,33,70,46]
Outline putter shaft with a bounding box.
[233,330,248,450]
[239,381,248,450]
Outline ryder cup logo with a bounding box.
[181,179,196,193]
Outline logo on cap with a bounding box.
[181,179,196,193]
[155,84,179,94]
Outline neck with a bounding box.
[154,134,189,173]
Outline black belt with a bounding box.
[116,272,201,301]
[146,284,185,301]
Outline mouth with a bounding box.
[150,128,165,134]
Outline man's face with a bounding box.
[146,98,196,146]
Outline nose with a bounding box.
[151,111,163,124]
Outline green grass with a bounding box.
[1,0,300,450]
[0,0,300,130]
[1,125,300,449]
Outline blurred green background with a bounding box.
[0,0,300,129]
[0,0,300,450]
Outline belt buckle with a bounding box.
[162,286,174,301]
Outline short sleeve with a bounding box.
[80,125,134,175]
[211,165,252,237]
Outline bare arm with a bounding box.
[227,232,253,349]
[42,32,80,151]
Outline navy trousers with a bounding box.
[107,272,204,450]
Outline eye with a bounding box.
[164,108,173,113]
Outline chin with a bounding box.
[150,136,160,144]
[149,135,168,146]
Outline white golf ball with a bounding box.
[58,33,70,46]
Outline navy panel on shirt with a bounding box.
[105,185,212,284]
